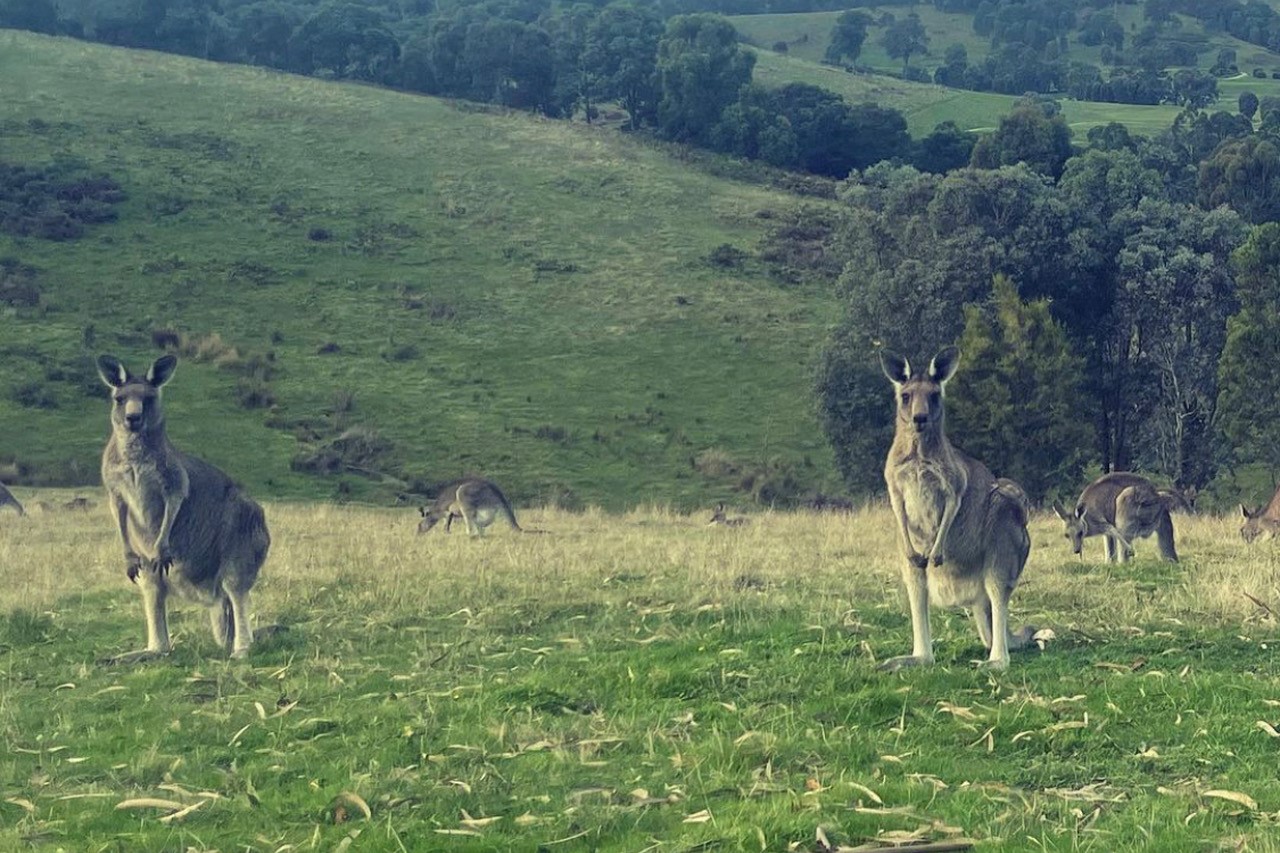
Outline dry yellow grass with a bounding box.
[3,489,1277,650]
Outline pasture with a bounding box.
[2,496,1280,851]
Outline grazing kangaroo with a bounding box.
[1240,484,1280,543]
[98,354,270,662]
[1054,472,1177,562]
[0,483,23,516]
[707,503,749,527]
[1156,485,1197,515]
[879,347,1035,672]
[418,477,524,536]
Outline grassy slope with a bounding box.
[735,10,1280,134]
[2,500,1280,850]
[0,31,841,509]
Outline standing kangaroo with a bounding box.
[1053,472,1177,562]
[98,354,270,662]
[417,477,524,536]
[879,347,1034,671]
[0,482,23,516]
[1240,484,1280,543]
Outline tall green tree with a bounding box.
[881,12,928,73]
[970,99,1074,180]
[1197,135,1280,225]
[1111,201,1245,486]
[948,275,1093,503]
[823,10,870,66]
[656,14,754,146]
[1217,224,1280,479]
[588,2,662,131]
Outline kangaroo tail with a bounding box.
[494,487,522,531]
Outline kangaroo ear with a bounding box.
[96,355,129,388]
[928,346,960,385]
[879,350,911,385]
[1074,504,1086,520]
[419,506,427,517]
[1241,503,1252,519]
[1052,501,1069,521]
[147,355,178,388]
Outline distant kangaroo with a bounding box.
[418,477,525,536]
[1240,484,1280,543]
[1054,472,1177,562]
[0,482,23,516]
[98,354,270,662]
[879,347,1035,672]
[707,503,748,527]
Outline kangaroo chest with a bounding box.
[889,455,958,546]
[111,459,173,540]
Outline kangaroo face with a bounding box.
[880,347,959,435]
[97,355,177,437]
[1053,503,1087,554]
[417,507,442,534]
[1240,505,1276,544]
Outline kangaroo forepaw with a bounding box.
[125,555,143,583]
[907,553,928,570]
[930,553,945,567]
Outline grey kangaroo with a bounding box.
[98,354,270,662]
[879,347,1035,671]
[1054,472,1177,563]
[1240,483,1280,543]
[418,477,524,536]
[707,503,749,527]
[0,482,23,516]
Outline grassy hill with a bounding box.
[749,48,1182,135]
[0,30,844,510]
[733,9,1280,135]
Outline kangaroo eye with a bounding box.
[900,393,910,405]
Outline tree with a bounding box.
[1239,90,1260,121]
[588,2,662,131]
[227,1,305,69]
[970,99,1074,180]
[1170,70,1219,110]
[1197,135,1280,225]
[1218,224,1280,478]
[0,0,62,34]
[881,13,929,74]
[947,275,1093,502]
[913,121,978,173]
[656,15,754,146]
[1110,201,1245,487]
[287,3,399,82]
[824,10,870,66]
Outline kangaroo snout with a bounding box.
[125,413,144,431]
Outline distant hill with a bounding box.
[733,8,1280,135]
[0,30,844,510]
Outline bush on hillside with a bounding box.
[0,161,124,240]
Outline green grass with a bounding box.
[0,30,842,509]
[749,49,1183,135]
[3,501,1280,850]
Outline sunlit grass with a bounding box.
[2,494,1279,850]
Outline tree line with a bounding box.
[816,96,1280,503]
[820,1,1223,107]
